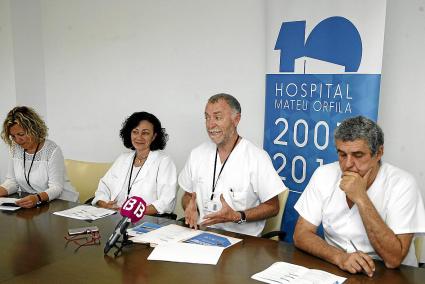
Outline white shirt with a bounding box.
[178,138,286,236]
[1,139,78,202]
[92,150,177,214]
[295,162,425,267]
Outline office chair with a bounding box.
[414,236,424,267]
[64,159,112,204]
[174,188,186,220]
[261,189,289,240]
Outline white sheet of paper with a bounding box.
[0,197,19,204]
[53,205,116,220]
[0,205,20,211]
[0,197,20,211]
[252,262,346,284]
[148,242,224,265]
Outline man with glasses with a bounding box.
[293,116,425,276]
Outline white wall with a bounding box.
[1,0,425,200]
[10,0,47,117]
[41,0,266,173]
[379,0,425,200]
[0,0,16,179]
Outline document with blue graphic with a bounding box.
[183,232,232,247]
[130,224,241,248]
[138,225,241,265]
[128,222,163,236]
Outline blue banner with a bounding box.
[264,1,386,241]
[264,74,380,241]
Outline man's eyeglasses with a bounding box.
[64,230,101,251]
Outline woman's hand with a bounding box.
[0,187,9,197]
[97,200,120,210]
[16,195,39,208]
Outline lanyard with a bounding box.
[127,152,144,195]
[23,143,40,190]
[210,135,240,200]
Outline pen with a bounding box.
[350,240,372,277]
[349,239,358,251]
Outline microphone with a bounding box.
[104,196,146,254]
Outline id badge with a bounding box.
[203,199,222,215]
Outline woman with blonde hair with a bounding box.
[0,106,78,207]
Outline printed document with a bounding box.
[148,242,224,265]
[130,224,241,247]
[53,205,116,220]
[0,197,20,211]
[252,262,346,284]
[133,224,241,265]
[128,222,163,236]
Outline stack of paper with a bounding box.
[53,205,116,220]
[147,242,224,265]
[131,224,241,265]
[130,224,241,247]
[252,262,346,284]
[0,197,20,211]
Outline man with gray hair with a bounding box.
[293,116,425,276]
[179,93,287,236]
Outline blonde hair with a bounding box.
[1,106,48,147]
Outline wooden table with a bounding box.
[1,199,424,283]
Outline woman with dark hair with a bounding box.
[0,106,78,207]
[92,112,177,215]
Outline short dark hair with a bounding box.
[208,93,241,114]
[119,112,168,150]
[334,116,384,156]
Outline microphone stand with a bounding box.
[109,222,148,257]
[111,230,133,257]
[106,217,133,257]
[104,196,149,256]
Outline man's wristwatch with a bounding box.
[236,211,246,224]
[35,194,42,206]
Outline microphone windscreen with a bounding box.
[120,196,147,223]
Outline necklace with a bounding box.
[135,155,148,164]
[128,152,147,195]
